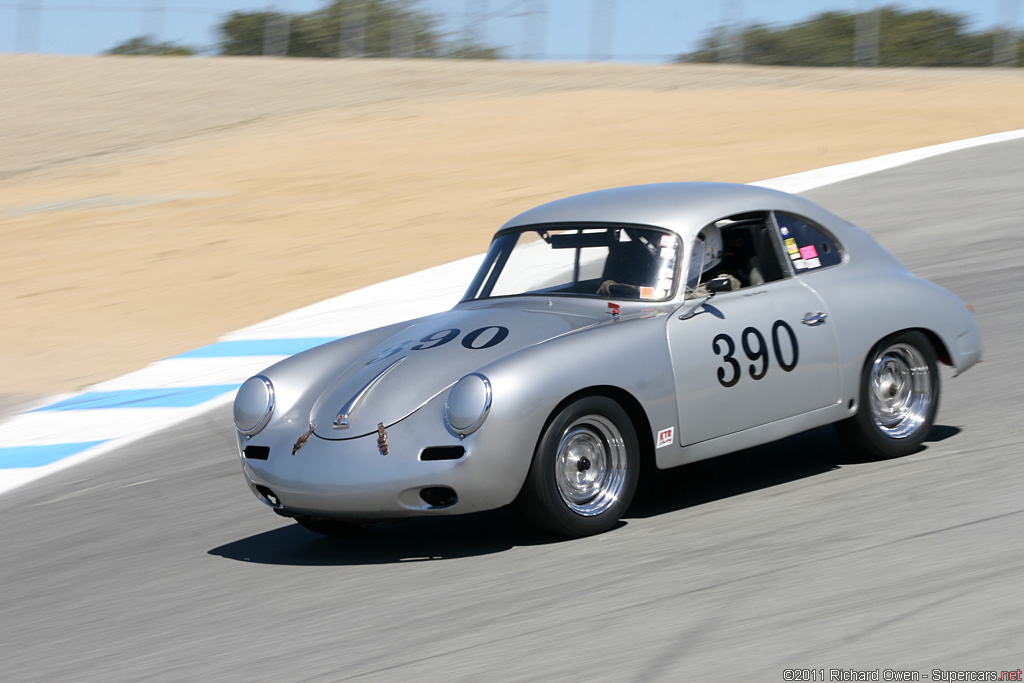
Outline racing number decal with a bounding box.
[366,326,510,364]
[411,328,460,350]
[461,325,509,350]
[771,319,799,372]
[713,320,799,387]
[742,327,769,380]
[712,334,740,388]
[365,339,413,364]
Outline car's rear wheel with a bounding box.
[836,330,939,459]
[294,515,366,538]
[518,396,639,538]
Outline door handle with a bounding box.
[802,312,827,326]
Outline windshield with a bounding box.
[463,225,680,302]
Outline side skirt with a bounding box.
[656,402,847,469]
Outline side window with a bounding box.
[687,214,788,295]
[774,212,843,272]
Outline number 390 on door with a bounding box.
[712,320,799,388]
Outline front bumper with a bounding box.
[237,394,533,519]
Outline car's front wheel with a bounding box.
[518,396,639,537]
[836,330,940,459]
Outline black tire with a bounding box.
[518,396,640,538]
[294,515,366,538]
[835,330,940,459]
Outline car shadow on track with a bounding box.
[208,424,960,566]
[208,507,545,566]
[629,424,961,519]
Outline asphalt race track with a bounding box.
[1,140,1021,682]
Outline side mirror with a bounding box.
[707,276,733,293]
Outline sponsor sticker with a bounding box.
[785,238,800,260]
[657,427,674,448]
[639,286,655,299]
[799,244,818,260]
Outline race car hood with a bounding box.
[309,299,609,439]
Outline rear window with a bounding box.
[774,212,843,272]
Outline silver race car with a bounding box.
[233,183,980,538]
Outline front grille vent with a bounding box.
[244,445,270,460]
[255,485,280,506]
[420,486,458,508]
[420,446,466,461]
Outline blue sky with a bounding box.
[0,0,1019,61]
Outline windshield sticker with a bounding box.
[659,235,676,248]
[805,257,821,269]
[794,259,807,270]
[659,246,675,260]
[640,286,655,299]
[780,226,790,236]
[658,278,673,291]
[785,238,800,260]
[657,427,674,448]
[799,245,818,260]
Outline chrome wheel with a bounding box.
[835,330,940,460]
[518,396,640,537]
[868,342,933,439]
[554,415,629,517]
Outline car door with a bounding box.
[666,218,840,447]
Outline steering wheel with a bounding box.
[597,280,638,296]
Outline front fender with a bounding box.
[476,311,677,475]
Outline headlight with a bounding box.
[444,373,491,437]
[234,375,275,436]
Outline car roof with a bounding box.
[500,182,844,242]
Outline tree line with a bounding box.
[678,6,1023,67]
[106,0,500,59]
[106,2,1021,67]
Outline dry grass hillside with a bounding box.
[1,55,1022,402]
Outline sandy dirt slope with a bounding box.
[1,55,1022,399]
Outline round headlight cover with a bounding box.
[444,373,492,436]
[234,375,275,436]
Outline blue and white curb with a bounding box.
[0,254,482,496]
[1,129,1022,496]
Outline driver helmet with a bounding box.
[696,225,723,273]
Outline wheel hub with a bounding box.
[868,343,932,439]
[554,415,628,516]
